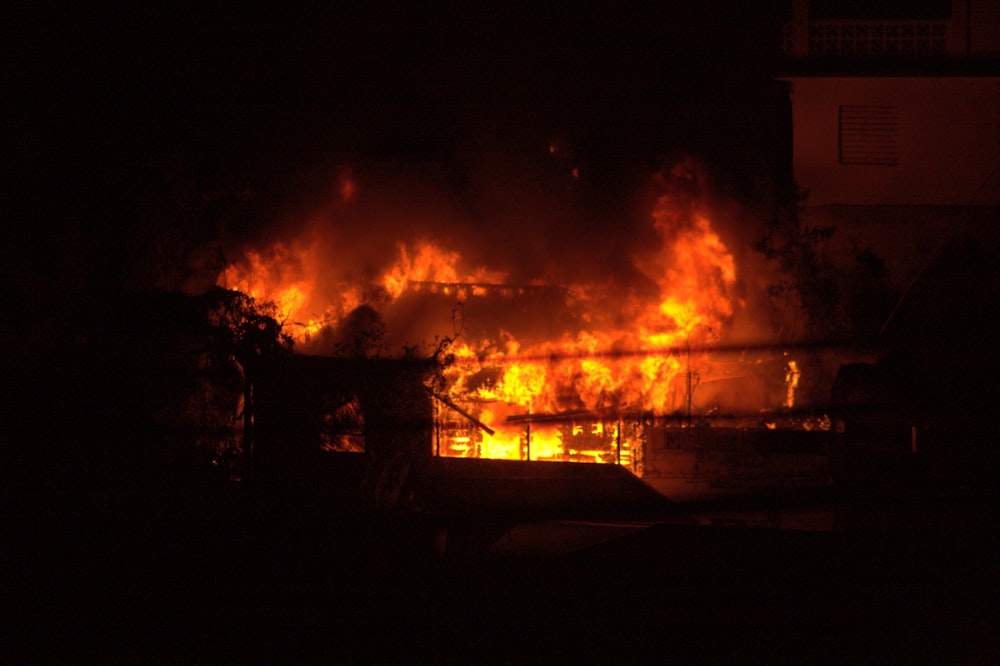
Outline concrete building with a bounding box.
[772,1,1000,455]
[778,0,999,294]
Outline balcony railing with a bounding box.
[783,19,949,59]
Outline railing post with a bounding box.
[616,419,622,465]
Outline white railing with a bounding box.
[783,19,949,58]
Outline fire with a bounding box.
[217,237,362,340]
[217,167,749,469]
[784,359,800,408]
[382,241,506,299]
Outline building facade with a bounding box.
[778,0,1000,292]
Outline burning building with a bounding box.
[214,159,825,499]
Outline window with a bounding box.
[839,105,898,165]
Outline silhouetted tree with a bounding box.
[332,304,387,358]
[846,249,894,336]
[754,189,842,341]
[204,287,293,474]
[882,239,1000,415]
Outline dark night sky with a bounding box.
[3,2,787,291]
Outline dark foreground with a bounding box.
[4,456,997,665]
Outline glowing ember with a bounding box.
[785,359,800,408]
